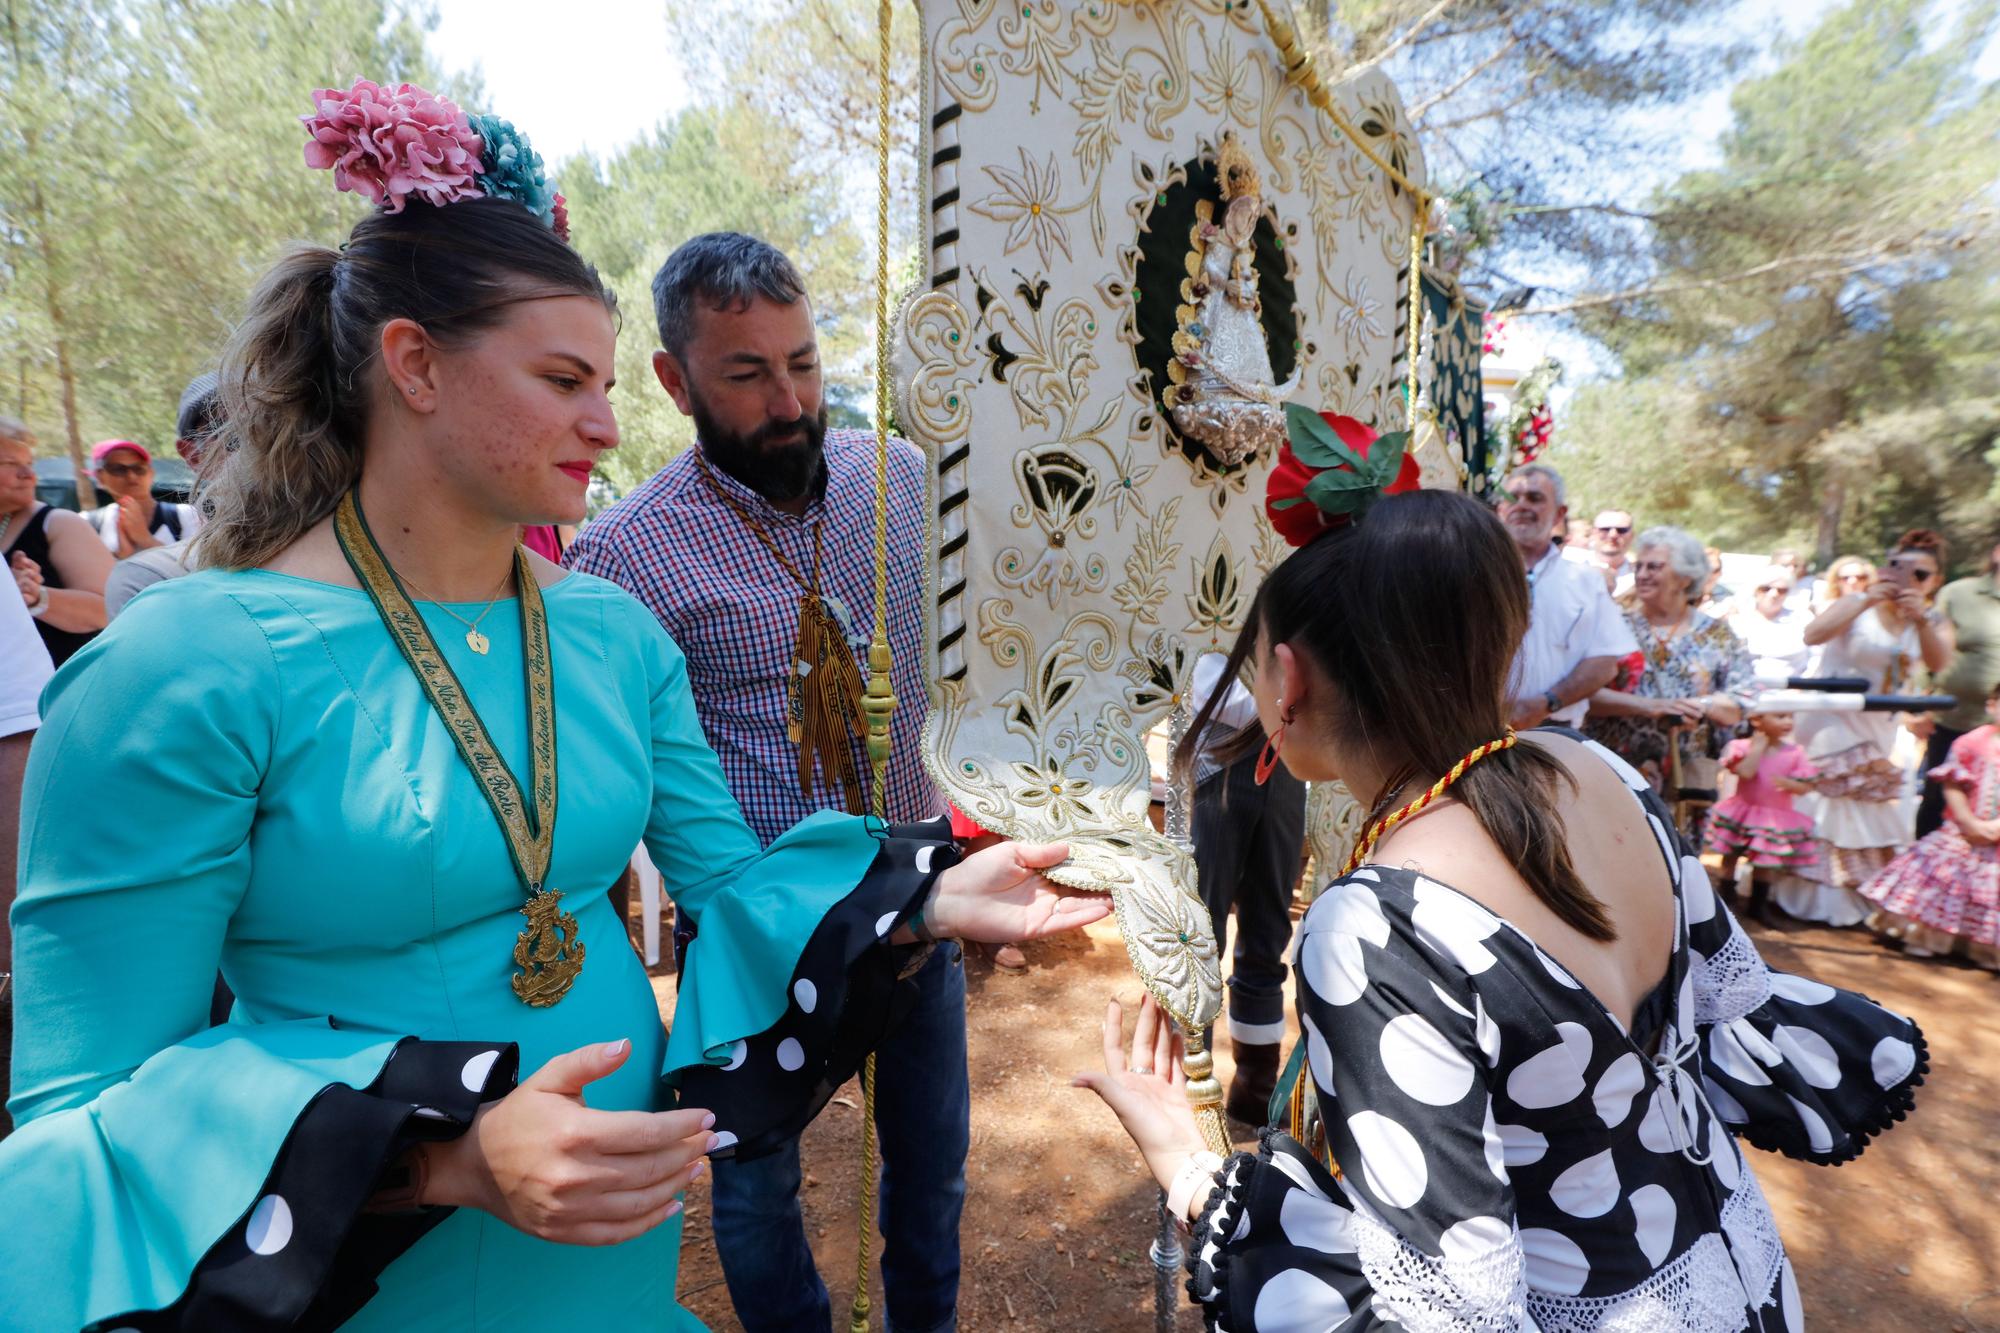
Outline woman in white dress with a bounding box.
[1777,532,1954,925]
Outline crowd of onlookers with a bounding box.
[5,419,1996,979]
[1500,462,2000,970]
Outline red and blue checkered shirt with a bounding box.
[567,429,943,847]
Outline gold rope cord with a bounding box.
[851,0,897,1326]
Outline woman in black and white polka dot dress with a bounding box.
[1079,491,1926,1331]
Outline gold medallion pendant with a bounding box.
[511,888,586,1007]
[466,628,490,655]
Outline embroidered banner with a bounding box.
[895,0,1426,1028]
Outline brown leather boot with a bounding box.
[1225,1039,1282,1126]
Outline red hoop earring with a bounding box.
[1255,709,1294,786]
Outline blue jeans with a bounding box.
[709,942,969,1333]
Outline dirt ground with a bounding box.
[640,900,2000,1332]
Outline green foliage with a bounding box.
[1,1,455,452]
[559,105,866,492]
[1559,0,2000,572]
[0,0,867,503]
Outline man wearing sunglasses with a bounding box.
[1496,464,1637,729]
[1566,507,1637,596]
[84,440,199,560]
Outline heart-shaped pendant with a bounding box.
[466,628,490,655]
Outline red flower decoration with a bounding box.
[551,192,570,243]
[1265,411,1421,547]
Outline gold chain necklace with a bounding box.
[394,565,516,656]
[697,459,868,813]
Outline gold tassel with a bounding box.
[793,593,868,815]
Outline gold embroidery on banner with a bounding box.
[903,0,1427,1030]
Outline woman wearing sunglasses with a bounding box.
[1812,555,1877,617]
[1775,531,1956,926]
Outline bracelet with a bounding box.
[1542,689,1563,715]
[24,586,48,619]
[910,886,939,945]
[1166,1150,1225,1224]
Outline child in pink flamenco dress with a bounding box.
[1708,711,1818,922]
[1862,686,2000,970]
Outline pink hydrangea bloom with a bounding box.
[301,80,486,213]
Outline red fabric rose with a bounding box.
[1264,412,1422,546]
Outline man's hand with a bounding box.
[115,496,160,551]
[1509,696,1551,729]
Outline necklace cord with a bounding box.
[1342,731,1519,877]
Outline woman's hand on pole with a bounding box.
[1072,994,1209,1194]
[424,1038,716,1246]
[924,840,1111,944]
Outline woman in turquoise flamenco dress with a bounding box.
[0,83,1106,1331]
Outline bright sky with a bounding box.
[428,0,690,163]
[427,0,1995,392]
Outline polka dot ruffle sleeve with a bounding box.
[1188,874,1531,1332]
[91,1038,520,1331]
[673,818,961,1161]
[1680,842,1928,1166]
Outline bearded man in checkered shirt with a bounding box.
[567,233,965,1333]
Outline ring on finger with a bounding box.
[1128,1065,1154,1076]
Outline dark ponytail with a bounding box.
[197,196,614,569]
[1177,489,1613,940]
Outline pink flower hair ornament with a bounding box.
[301,79,571,246]
[302,80,486,214]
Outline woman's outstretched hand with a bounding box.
[424,1038,716,1246]
[925,840,1111,944]
[1072,994,1209,1194]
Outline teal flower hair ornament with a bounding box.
[467,113,563,237]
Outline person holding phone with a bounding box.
[1774,530,1955,925]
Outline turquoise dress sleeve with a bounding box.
[619,597,960,1158]
[1,584,517,1331]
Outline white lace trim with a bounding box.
[1522,1167,1785,1333]
[1693,915,1772,1028]
[1349,1200,1529,1333]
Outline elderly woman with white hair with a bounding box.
[1587,525,1760,805]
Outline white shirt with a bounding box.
[1559,544,1634,598]
[104,541,199,618]
[88,500,199,552]
[1730,605,1810,683]
[1190,651,1260,783]
[1512,543,1638,725]
[1,578,55,737]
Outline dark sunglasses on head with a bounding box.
[1596,524,1632,535]
[97,461,149,479]
[1886,559,1937,582]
